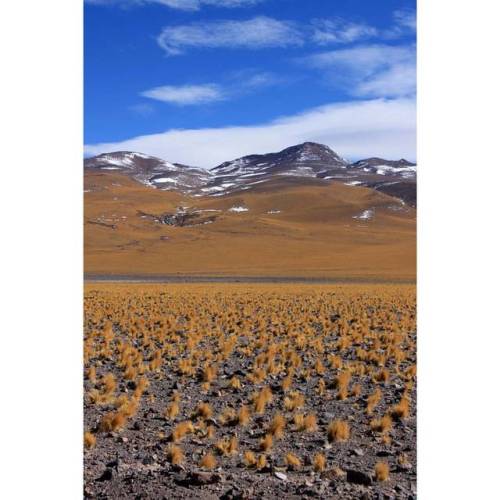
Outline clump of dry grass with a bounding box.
[84,431,96,449]
[202,364,218,384]
[366,388,382,414]
[171,421,194,442]
[243,450,257,467]
[370,414,393,434]
[281,373,293,392]
[199,452,217,469]
[374,368,390,384]
[228,376,242,390]
[196,402,213,420]
[316,378,326,396]
[87,366,97,384]
[269,414,286,438]
[313,453,326,472]
[215,436,238,456]
[253,386,273,414]
[164,402,179,421]
[101,373,116,394]
[284,391,305,411]
[259,433,273,452]
[374,461,390,481]
[327,420,350,442]
[285,452,301,470]
[295,413,317,432]
[166,445,184,465]
[390,397,410,420]
[256,454,268,470]
[207,425,216,439]
[238,405,250,426]
[99,411,127,432]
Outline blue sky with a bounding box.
[85,0,416,167]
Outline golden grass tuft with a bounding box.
[285,452,301,470]
[269,414,286,438]
[164,402,180,420]
[99,411,127,432]
[238,405,250,426]
[370,414,393,434]
[327,420,350,442]
[302,414,318,432]
[366,388,382,415]
[229,376,242,390]
[196,402,213,420]
[284,391,305,411]
[243,450,257,467]
[390,397,410,420]
[215,436,238,456]
[84,431,96,449]
[313,453,326,472]
[199,452,217,470]
[166,445,184,465]
[259,433,273,452]
[256,454,268,470]
[374,461,390,481]
[253,386,273,414]
[171,421,194,442]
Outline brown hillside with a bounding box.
[84,171,415,280]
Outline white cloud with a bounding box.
[86,0,263,10]
[305,44,415,98]
[140,71,279,105]
[311,18,378,45]
[141,84,225,104]
[157,16,303,55]
[393,9,416,31]
[85,97,415,168]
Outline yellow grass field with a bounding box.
[84,283,416,498]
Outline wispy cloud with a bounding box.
[85,0,264,10]
[305,44,415,98]
[85,97,416,167]
[157,16,303,55]
[129,102,156,115]
[140,71,280,105]
[393,9,416,31]
[141,84,225,105]
[384,9,416,38]
[311,18,378,45]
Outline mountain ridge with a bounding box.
[84,142,417,206]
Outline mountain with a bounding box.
[84,168,416,280]
[84,142,417,206]
[84,151,211,194]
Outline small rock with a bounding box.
[96,468,113,482]
[352,448,364,456]
[274,471,288,481]
[346,469,372,486]
[376,450,392,457]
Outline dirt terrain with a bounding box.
[84,283,416,499]
[84,171,416,281]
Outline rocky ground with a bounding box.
[84,284,416,499]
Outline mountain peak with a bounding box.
[277,142,345,163]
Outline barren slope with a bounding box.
[85,171,415,281]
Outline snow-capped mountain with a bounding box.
[201,142,349,196]
[84,143,416,206]
[84,151,212,194]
